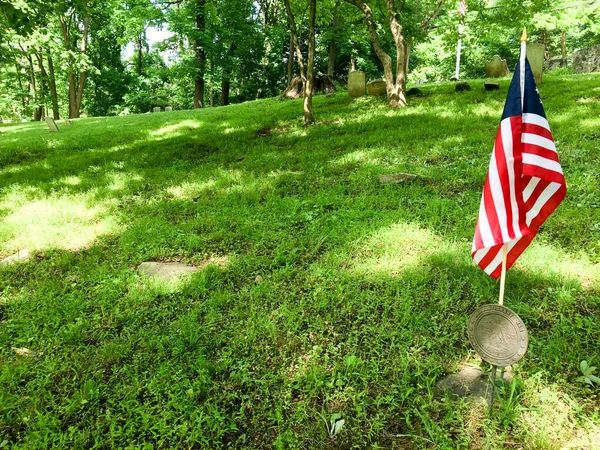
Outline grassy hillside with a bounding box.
[1,74,599,449]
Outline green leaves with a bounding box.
[576,360,600,387]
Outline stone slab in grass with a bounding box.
[1,249,30,266]
[138,261,197,282]
[379,173,419,184]
[436,366,513,403]
[485,82,500,91]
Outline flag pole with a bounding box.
[498,243,508,306]
[491,30,528,413]
[454,23,463,80]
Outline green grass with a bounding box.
[1,74,599,449]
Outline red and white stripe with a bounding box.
[471,113,566,279]
[458,0,467,16]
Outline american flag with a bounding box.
[472,57,566,279]
[458,0,467,16]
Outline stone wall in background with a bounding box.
[572,45,600,74]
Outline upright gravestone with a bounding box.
[572,45,600,73]
[367,79,387,97]
[485,56,509,78]
[153,107,161,113]
[348,70,366,98]
[45,117,59,132]
[526,43,545,85]
[165,106,173,112]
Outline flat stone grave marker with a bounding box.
[526,43,545,84]
[455,81,471,92]
[348,70,366,98]
[436,366,513,403]
[485,55,509,78]
[153,107,161,113]
[1,249,30,266]
[484,82,500,91]
[138,261,196,282]
[45,117,59,132]
[165,106,173,112]
[367,79,386,97]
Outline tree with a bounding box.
[344,0,445,107]
[284,0,315,124]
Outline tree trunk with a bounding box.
[287,33,294,86]
[304,0,316,125]
[345,0,407,107]
[46,52,60,120]
[561,31,566,61]
[327,1,340,77]
[220,44,236,106]
[284,0,306,85]
[350,53,356,72]
[14,62,26,114]
[137,32,144,75]
[59,14,90,119]
[209,58,215,107]
[194,0,206,109]
[74,16,90,117]
[35,51,48,119]
[24,51,43,121]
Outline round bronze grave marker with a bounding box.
[467,304,528,367]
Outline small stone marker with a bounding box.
[436,366,513,403]
[165,106,173,112]
[138,261,196,282]
[526,43,545,84]
[484,82,500,91]
[153,107,161,113]
[45,117,59,132]
[485,55,509,78]
[572,44,600,73]
[65,119,72,125]
[0,249,30,266]
[348,70,366,98]
[406,87,423,97]
[455,81,471,92]
[379,173,418,184]
[367,79,386,97]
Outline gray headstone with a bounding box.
[572,45,600,74]
[165,106,173,112]
[1,249,30,266]
[367,79,386,97]
[153,107,161,113]
[348,70,366,98]
[526,43,545,85]
[138,261,196,282]
[545,57,567,71]
[45,117,59,132]
[485,55,509,78]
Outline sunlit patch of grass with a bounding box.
[0,193,120,253]
[348,222,450,278]
[514,240,600,289]
[150,120,202,137]
[518,375,600,449]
